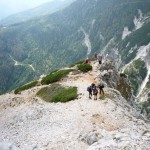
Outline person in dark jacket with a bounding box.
[87,85,92,99]
[98,82,105,95]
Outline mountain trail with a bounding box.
[0,61,150,150]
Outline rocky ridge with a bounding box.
[0,60,150,150]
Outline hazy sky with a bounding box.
[0,0,63,19]
[0,0,54,11]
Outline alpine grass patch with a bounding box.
[14,81,38,94]
[77,64,92,72]
[41,69,73,85]
[36,84,78,103]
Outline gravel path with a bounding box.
[0,62,150,150]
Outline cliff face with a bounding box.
[0,60,150,150]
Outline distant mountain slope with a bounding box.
[0,0,150,97]
[0,0,75,25]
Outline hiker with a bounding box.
[87,85,92,99]
[84,57,89,64]
[91,83,95,90]
[92,85,98,100]
[97,54,102,64]
[98,82,105,95]
[94,52,98,61]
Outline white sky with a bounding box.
[0,0,60,19]
[0,0,54,10]
[0,0,54,7]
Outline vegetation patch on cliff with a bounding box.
[37,84,78,103]
[116,77,132,101]
[124,59,147,95]
[14,80,38,94]
[41,69,73,85]
[77,64,92,72]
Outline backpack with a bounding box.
[87,86,91,91]
[99,83,104,88]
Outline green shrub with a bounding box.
[77,64,92,72]
[36,84,78,103]
[116,78,132,100]
[14,81,38,94]
[41,69,73,85]
[120,73,127,78]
